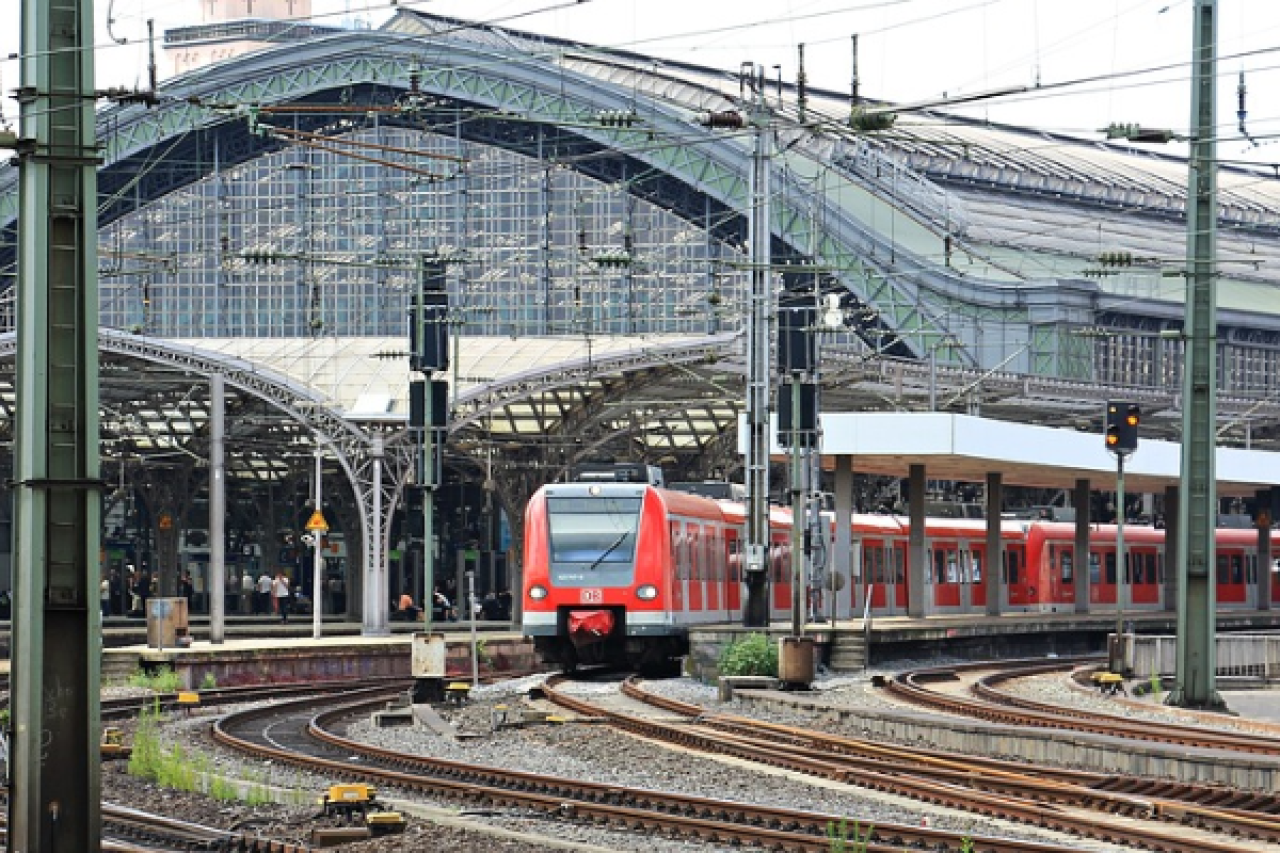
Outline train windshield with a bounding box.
[546,497,641,581]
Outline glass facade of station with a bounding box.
[99,127,748,340]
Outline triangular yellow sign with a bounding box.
[305,510,329,532]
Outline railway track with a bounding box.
[535,673,1280,853]
[102,802,318,851]
[887,658,1280,756]
[211,681,1089,852]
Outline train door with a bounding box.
[968,545,986,610]
[1217,549,1249,606]
[1090,547,1117,605]
[891,542,907,612]
[930,541,963,611]
[1129,548,1160,606]
[771,533,791,615]
[1004,545,1029,608]
[724,527,742,616]
[668,521,685,613]
[686,521,704,614]
[861,539,903,616]
[704,526,720,615]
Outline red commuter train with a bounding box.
[522,480,1277,670]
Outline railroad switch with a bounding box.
[445,681,472,705]
[100,727,130,760]
[1092,672,1128,696]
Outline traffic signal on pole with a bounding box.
[1104,401,1140,455]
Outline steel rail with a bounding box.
[210,685,1073,853]
[557,674,1275,852]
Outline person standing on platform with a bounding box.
[273,572,291,623]
[256,570,272,615]
[100,574,111,619]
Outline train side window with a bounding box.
[1006,549,1020,586]
[1090,552,1101,584]
[1232,554,1243,584]
[1104,553,1116,585]
[1216,554,1229,585]
[670,522,680,577]
[894,546,905,585]
[1247,553,1257,584]
[1144,553,1156,585]
[1128,553,1139,584]
[1060,551,1073,583]
[971,553,982,583]
[1157,552,1164,584]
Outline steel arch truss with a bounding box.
[0,28,1046,366]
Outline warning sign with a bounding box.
[305,510,329,532]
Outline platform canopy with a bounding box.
[767,412,1280,497]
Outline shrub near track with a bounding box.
[719,633,778,677]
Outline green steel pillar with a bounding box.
[12,0,102,847]
[1168,0,1225,711]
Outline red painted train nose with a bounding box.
[568,609,614,646]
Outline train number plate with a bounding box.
[580,589,603,604]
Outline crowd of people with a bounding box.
[101,565,513,625]
[391,586,513,623]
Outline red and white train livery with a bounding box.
[522,480,1277,669]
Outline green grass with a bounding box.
[826,819,874,852]
[127,667,182,693]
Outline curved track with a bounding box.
[887,658,1280,757]
[534,673,1280,853]
[211,681,1089,852]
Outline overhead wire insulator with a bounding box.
[850,107,895,132]
[1098,251,1134,267]
[596,109,639,127]
[700,111,745,129]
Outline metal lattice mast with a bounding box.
[11,0,102,846]
[1169,0,1225,710]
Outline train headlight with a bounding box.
[528,585,548,601]
[636,584,658,601]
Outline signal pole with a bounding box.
[1112,452,1127,672]
[1105,401,1140,674]
[743,64,773,628]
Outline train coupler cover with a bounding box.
[567,609,614,646]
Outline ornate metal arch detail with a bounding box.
[0,329,400,629]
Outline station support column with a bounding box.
[984,472,1002,616]
[1257,488,1273,611]
[1162,487,1180,611]
[1073,479,1091,614]
[907,464,927,618]
[833,455,853,621]
[209,373,226,644]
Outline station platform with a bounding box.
[688,607,1280,678]
[101,627,535,690]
